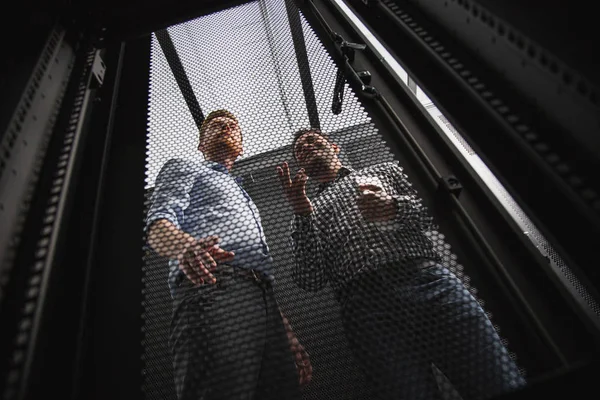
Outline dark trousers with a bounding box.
[341,261,526,400]
[170,267,301,400]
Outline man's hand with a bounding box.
[290,335,313,386]
[357,184,397,223]
[177,235,235,285]
[281,311,312,386]
[276,162,313,215]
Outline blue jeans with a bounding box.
[341,261,526,400]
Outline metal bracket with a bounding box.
[331,32,377,113]
[356,70,372,85]
[341,42,367,63]
[91,52,106,88]
[439,175,463,197]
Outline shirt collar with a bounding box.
[205,160,228,173]
[205,160,244,184]
[317,166,354,195]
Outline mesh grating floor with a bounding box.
[143,1,526,399]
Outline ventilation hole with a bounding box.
[506,115,519,123]
[590,91,598,106]
[534,143,549,153]
[27,287,40,299]
[516,37,525,50]
[568,175,584,188]
[577,81,589,96]
[555,163,570,175]
[7,370,20,384]
[508,31,515,42]
[472,6,479,16]
[515,124,529,133]
[550,61,559,74]
[524,132,538,141]
[527,45,536,58]
[581,189,598,201]
[563,72,573,85]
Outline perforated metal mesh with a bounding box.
[143,1,525,399]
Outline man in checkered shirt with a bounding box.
[277,128,525,400]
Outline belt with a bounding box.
[218,266,270,284]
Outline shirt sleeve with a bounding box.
[145,158,196,236]
[289,213,328,292]
[385,162,435,233]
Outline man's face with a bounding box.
[294,132,339,177]
[200,116,243,159]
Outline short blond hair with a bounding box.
[199,109,239,144]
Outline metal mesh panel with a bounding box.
[143,1,526,399]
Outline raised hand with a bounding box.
[291,336,313,386]
[276,161,313,216]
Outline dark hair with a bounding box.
[291,128,331,160]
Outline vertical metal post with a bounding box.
[284,0,321,129]
[155,29,205,129]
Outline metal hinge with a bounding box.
[331,32,377,114]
